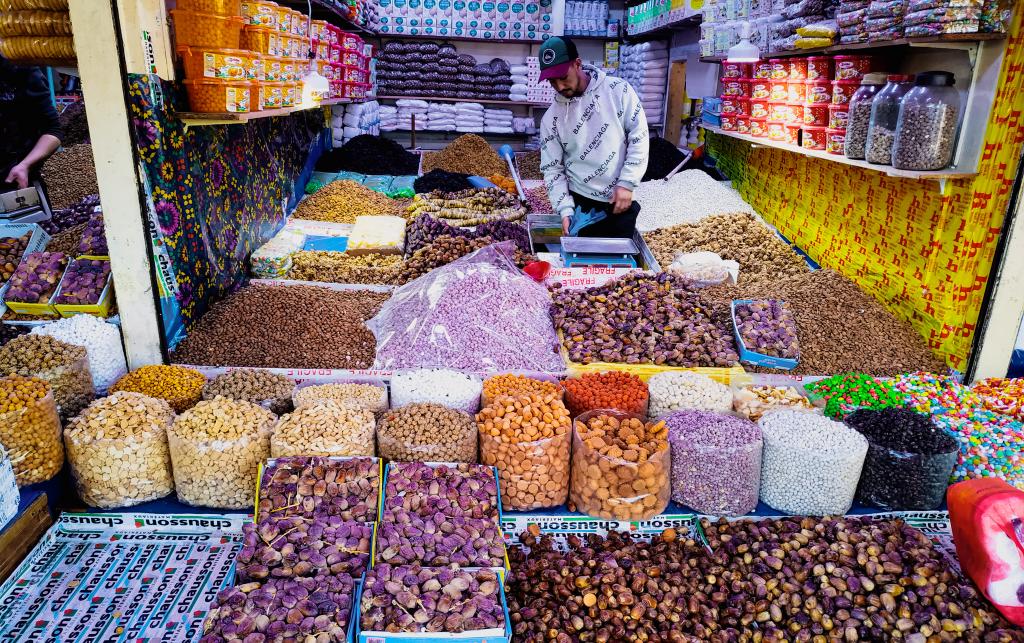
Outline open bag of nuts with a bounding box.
[64,391,176,508]
[270,401,376,458]
[167,396,275,509]
[0,375,63,486]
[477,392,571,510]
[202,368,295,416]
[569,410,671,521]
[376,402,478,463]
[292,381,388,414]
[0,334,95,420]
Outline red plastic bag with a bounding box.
[948,478,1024,625]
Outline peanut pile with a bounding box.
[202,368,295,415]
[0,374,62,486]
[377,402,477,463]
[291,180,404,224]
[570,411,671,521]
[110,364,205,412]
[271,401,376,458]
[64,392,176,508]
[168,396,275,509]
[478,392,572,510]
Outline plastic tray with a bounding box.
[730,299,799,370]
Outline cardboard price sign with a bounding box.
[0,512,244,642]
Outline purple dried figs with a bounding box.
[383,462,499,521]
[376,508,506,567]
[236,515,372,582]
[257,456,379,523]
[6,251,67,303]
[77,212,107,256]
[734,299,799,359]
[54,258,110,305]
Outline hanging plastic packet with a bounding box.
[386,175,417,198]
[568,205,607,236]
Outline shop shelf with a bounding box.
[275,0,375,36]
[624,13,701,41]
[177,97,354,125]
[699,32,1006,63]
[377,95,544,106]
[703,125,978,181]
[378,33,542,44]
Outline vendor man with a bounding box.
[539,36,649,238]
[1,56,63,191]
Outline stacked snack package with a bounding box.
[837,0,870,43]
[904,0,984,37]
[865,0,907,41]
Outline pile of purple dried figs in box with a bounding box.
[54,258,110,305]
[5,251,66,303]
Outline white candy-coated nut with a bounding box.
[390,368,482,413]
[647,371,732,418]
[64,391,175,508]
[167,396,274,509]
[31,315,128,393]
[271,401,375,457]
[733,385,813,421]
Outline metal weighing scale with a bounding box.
[560,237,640,268]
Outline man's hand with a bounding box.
[562,217,571,235]
[5,163,29,189]
[611,186,633,214]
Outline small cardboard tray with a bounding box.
[730,299,799,371]
[379,461,504,527]
[52,257,114,318]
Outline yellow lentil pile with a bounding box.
[0,374,63,485]
[287,251,401,285]
[291,180,403,224]
[110,365,206,412]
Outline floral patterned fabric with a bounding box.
[127,73,327,348]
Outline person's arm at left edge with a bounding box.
[5,67,63,189]
[611,81,649,214]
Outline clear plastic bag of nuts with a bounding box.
[0,386,62,486]
[167,398,275,509]
[0,444,18,528]
[477,392,571,510]
[569,409,670,521]
[32,353,95,420]
[64,392,176,508]
[292,380,388,415]
[270,401,376,458]
[376,403,477,463]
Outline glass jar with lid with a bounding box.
[892,71,960,171]
[844,72,886,160]
[864,74,914,165]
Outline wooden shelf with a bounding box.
[177,98,352,126]
[377,33,542,44]
[699,32,1006,62]
[377,95,543,106]
[567,34,618,41]
[703,125,976,181]
[277,0,375,36]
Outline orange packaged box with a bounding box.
[177,0,242,15]
[280,57,296,82]
[263,54,284,81]
[260,80,285,109]
[240,24,280,55]
[183,78,254,113]
[171,10,244,49]
[273,4,291,32]
[240,0,278,27]
[292,10,308,36]
[282,81,298,107]
[179,47,262,81]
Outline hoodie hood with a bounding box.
[553,64,607,105]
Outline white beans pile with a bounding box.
[271,401,376,458]
[634,170,757,233]
[167,396,275,509]
[758,409,868,516]
[293,382,388,414]
[64,392,175,508]
[647,371,733,418]
[31,315,128,393]
[390,369,482,413]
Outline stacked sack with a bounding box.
[510,63,530,102]
[426,103,458,131]
[331,101,380,146]
[394,99,429,130]
[513,116,537,134]
[379,104,398,130]
[904,0,983,37]
[837,0,870,43]
[455,102,485,133]
[768,0,826,52]
[484,108,514,134]
[866,0,908,41]
[617,42,668,125]
[377,40,513,100]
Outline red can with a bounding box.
[833,55,871,81]
[806,56,832,81]
[784,122,801,145]
[737,116,751,134]
[787,103,805,124]
[750,117,768,138]
[721,113,737,131]
[721,96,750,116]
[825,127,847,154]
[831,79,859,105]
[749,98,770,119]
[802,125,827,150]
[788,58,808,81]
[722,77,752,98]
[805,79,831,105]
[750,78,771,100]
[767,121,787,142]
[803,103,829,126]
[754,60,773,79]
[829,103,850,130]
[769,101,790,122]
[768,58,788,79]
[722,61,751,79]
[788,80,806,103]
[770,79,788,101]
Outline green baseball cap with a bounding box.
[539,36,579,81]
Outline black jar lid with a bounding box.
[915,71,955,87]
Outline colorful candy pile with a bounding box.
[803,372,906,419]
[972,377,1024,422]
[893,372,1024,489]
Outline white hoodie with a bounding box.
[540,65,649,220]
